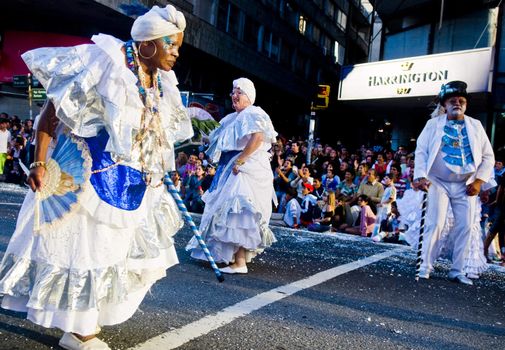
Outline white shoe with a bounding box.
[417,269,430,280]
[448,272,474,286]
[219,266,248,274]
[59,332,111,350]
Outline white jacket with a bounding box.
[414,114,495,185]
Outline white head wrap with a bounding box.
[233,77,256,105]
[131,5,186,41]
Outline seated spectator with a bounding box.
[181,153,198,180]
[354,163,368,186]
[322,167,340,192]
[390,163,407,199]
[312,177,325,200]
[356,168,384,211]
[170,170,183,195]
[274,159,297,207]
[373,202,402,243]
[183,165,205,213]
[372,153,387,179]
[308,191,336,232]
[336,160,349,180]
[270,188,301,228]
[198,151,209,168]
[176,151,188,175]
[336,170,358,225]
[290,164,314,202]
[300,183,319,226]
[270,141,284,171]
[342,194,376,237]
[201,164,215,191]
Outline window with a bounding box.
[216,0,240,39]
[336,9,347,31]
[280,40,293,67]
[244,17,261,50]
[383,25,429,60]
[299,15,307,35]
[334,41,345,65]
[325,1,335,18]
[312,25,321,44]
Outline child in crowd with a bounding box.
[372,174,397,240]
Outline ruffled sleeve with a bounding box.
[21,34,144,160]
[206,106,277,162]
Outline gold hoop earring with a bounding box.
[139,41,157,59]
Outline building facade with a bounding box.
[338,0,505,152]
[0,0,372,141]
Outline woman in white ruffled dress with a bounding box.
[0,5,192,350]
[186,78,278,274]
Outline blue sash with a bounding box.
[85,130,146,210]
[208,150,240,193]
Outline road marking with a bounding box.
[0,202,22,207]
[130,248,403,350]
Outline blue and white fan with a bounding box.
[21,133,91,231]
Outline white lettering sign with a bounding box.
[338,47,493,100]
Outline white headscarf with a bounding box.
[131,5,186,41]
[233,77,256,105]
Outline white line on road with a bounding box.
[130,248,403,350]
[0,202,22,207]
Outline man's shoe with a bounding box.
[448,273,473,286]
[219,266,248,274]
[59,332,111,350]
[417,268,430,279]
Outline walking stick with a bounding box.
[415,191,428,281]
[164,175,224,283]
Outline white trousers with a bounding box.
[421,178,478,275]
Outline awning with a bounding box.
[0,30,92,83]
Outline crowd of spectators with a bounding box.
[1,110,504,264]
[0,112,35,185]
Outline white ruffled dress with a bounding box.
[398,189,487,276]
[186,106,278,263]
[0,34,193,335]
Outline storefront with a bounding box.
[337,47,494,150]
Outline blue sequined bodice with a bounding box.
[441,119,474,168]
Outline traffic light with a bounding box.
[314,84,330,110]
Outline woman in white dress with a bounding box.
[0,5,192,350]
[187,78,277,274]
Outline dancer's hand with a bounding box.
[232,164,240,175]
[28,167,45,192]
[466,179,483,196]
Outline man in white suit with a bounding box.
[414,81,495,285]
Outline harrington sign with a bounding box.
[338,47,493,100]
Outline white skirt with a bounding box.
[187,150,276,264]
[0,182,183,335]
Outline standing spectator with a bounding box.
[5,136,27,185]
[414,80,494,285]
[0,118,11,180]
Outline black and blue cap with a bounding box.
[438,80,469,104]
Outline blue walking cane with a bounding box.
[164,175,224,282]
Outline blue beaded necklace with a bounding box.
[124,40,163,104]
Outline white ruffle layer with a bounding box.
[187,150,276,264]
[0,184,183,335]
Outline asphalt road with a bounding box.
[0,182,504,350]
